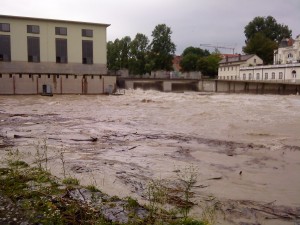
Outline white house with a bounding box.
[218,54,263,80]
[274,35,300,64]
[218,35,300,83]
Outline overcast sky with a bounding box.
[1,0,300,54]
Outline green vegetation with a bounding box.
[243,16,292,64]
[107,23,176,75]
[0,147,214,225]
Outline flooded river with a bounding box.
[0,90,300,224]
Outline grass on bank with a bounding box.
[0,147,214,225]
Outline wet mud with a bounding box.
[0,90,300,224]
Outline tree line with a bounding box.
[107,24,175,76]
[107,16,293,77]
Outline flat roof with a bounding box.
[0,14,110,27]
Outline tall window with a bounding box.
[82,29,93,37]
[272,72,275,79]
[27,37,40,62]
[0,23,10,32]
[27,25,40,34]
[279,72,283,79]
[256,73,260,80]
[0,35,11,61]
[56,38,68,63]
[82,40,93,64]
[265,73,268,80]
[243,74,246,80]
[55,27,67,35]
[248,73,252,80]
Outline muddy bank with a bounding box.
[0,91,300,224]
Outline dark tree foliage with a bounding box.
[182,47,210,57]
[149,24,176,71]
[128,33,150,75]
[244,16,292,43]
[180,53,199,72]
[107,39,121,71]
[197,54,222,77]
[180,47,211,72]
[107,36,131,72]
[243,32,277,65]
[243,16,292,64]
[119,36,131,69]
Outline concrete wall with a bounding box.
[163,81,172,92]
[0,73,116,95]
[0,74,14,94]
[198,80,216,92]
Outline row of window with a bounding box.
[242,72,284,80]
[220,66,237,71]
[0,35,93,64]
[0,23,93,37]
[0,74,102,79]
[219,71,297,80]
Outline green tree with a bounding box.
[180,47,210,72]
[180,53,199,72]
[119,36,131,69]
[244,16,292,43]
[197,54,221,77]
[243,32,278,65]
[243,16,292,64]
[182,47,210,57]
[149,24,176,71]
[107,39,121,72]
[128,33,150,75]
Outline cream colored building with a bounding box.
[0,15,116,94]
[274,35,300,64]
[218,54,263,80]
[218,41,300,83]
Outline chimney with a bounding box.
[238,54,241,61]
[226,56,228,62]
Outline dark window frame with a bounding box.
[82,29,93,37]
[27,36,40,63]
[0,23,10,32]
[27,25,40,34]
[55,27,67,36]
[0,35,11,61]
[55,38,68,63]
[82,40,93,64]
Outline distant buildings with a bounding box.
[0,15,116,95]
[218,35,300,83]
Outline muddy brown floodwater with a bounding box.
[1,90,300,225]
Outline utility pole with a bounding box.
[199,44,235,54]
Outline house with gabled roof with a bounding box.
[218,54,263,80]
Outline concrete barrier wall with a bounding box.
[0,74,14,94]
[61,75,82,94]
[163,82,172,92]
[0,74,116,95]
[198,80,215,92]
[14,74,37,94]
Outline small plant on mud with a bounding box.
[146,178,169,222]
[58,146,67,178]
[86,171,99,192]
[34,138,49,171]
[62,177,80,185]
[174,165,198,220]
[200,197,222,225]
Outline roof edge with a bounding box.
[0,14,110,27]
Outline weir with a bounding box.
[118,78,300,95]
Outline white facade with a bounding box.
[218,54,263,80]
[239,64,299,83]
[218,36,300,83]
[274,35,300,65]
